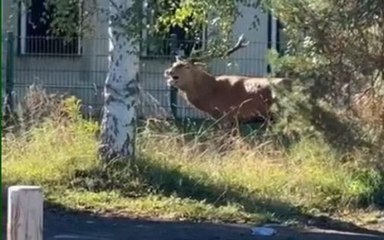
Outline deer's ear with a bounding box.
[175,55,184,62]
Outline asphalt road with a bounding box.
[2,209,384,240]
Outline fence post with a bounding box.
[266,12,272,74]
[5,31,15,122]
[7,186,43,240]
[169,33,179,120]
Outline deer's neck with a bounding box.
[188,71,216,100]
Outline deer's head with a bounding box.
[164,34,250,90]
[164,56,208,90]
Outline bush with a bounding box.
[2,88,99,188]
[1,85,383,223]
[263,0,383,165]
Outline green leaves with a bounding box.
[20,0,262,56]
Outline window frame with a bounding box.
[140,0,207,58]
[18,0,83,57]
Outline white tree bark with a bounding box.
[99,0,139,161]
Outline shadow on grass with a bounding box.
[309,105,379,154]
[3,151,383,239]
[135,157,384,234]
[269,100,384,207]
[307,105,384,208]
[68,157,384,237]
[143,93,384,202]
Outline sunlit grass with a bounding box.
[2,94,383,225]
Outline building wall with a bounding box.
[2,0,109,111]
[2,1,278,120]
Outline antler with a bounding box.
[184,34,250,63]
[223,34,250,57]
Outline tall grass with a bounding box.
[137,126,381,211]
[2,96,99,187]
[2,87,383,223]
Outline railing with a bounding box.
[2,31,275,121]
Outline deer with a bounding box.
[164,34,290,129]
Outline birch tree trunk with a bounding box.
[99,0,139,162]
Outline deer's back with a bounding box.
[202,76,275,121]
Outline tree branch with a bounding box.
[186,34,249,63]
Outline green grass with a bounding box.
[49,190,264,222]
[2,97,383,226]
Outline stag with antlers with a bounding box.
[164,34,288,127]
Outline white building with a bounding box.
[2,0,282,119]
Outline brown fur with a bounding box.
[164,60,288,125]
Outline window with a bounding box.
[141,0,207,58]
[19,0,82,56]
[275,19,286,55]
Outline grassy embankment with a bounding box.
[2,91,383,226]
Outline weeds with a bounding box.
[2,87,383,225]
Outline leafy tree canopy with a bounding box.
[16,0,262,56]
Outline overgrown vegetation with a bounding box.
[2,0,383,229]
[266,1,384,200]
[2,85,383,225]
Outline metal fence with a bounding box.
[2,31,275,121]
